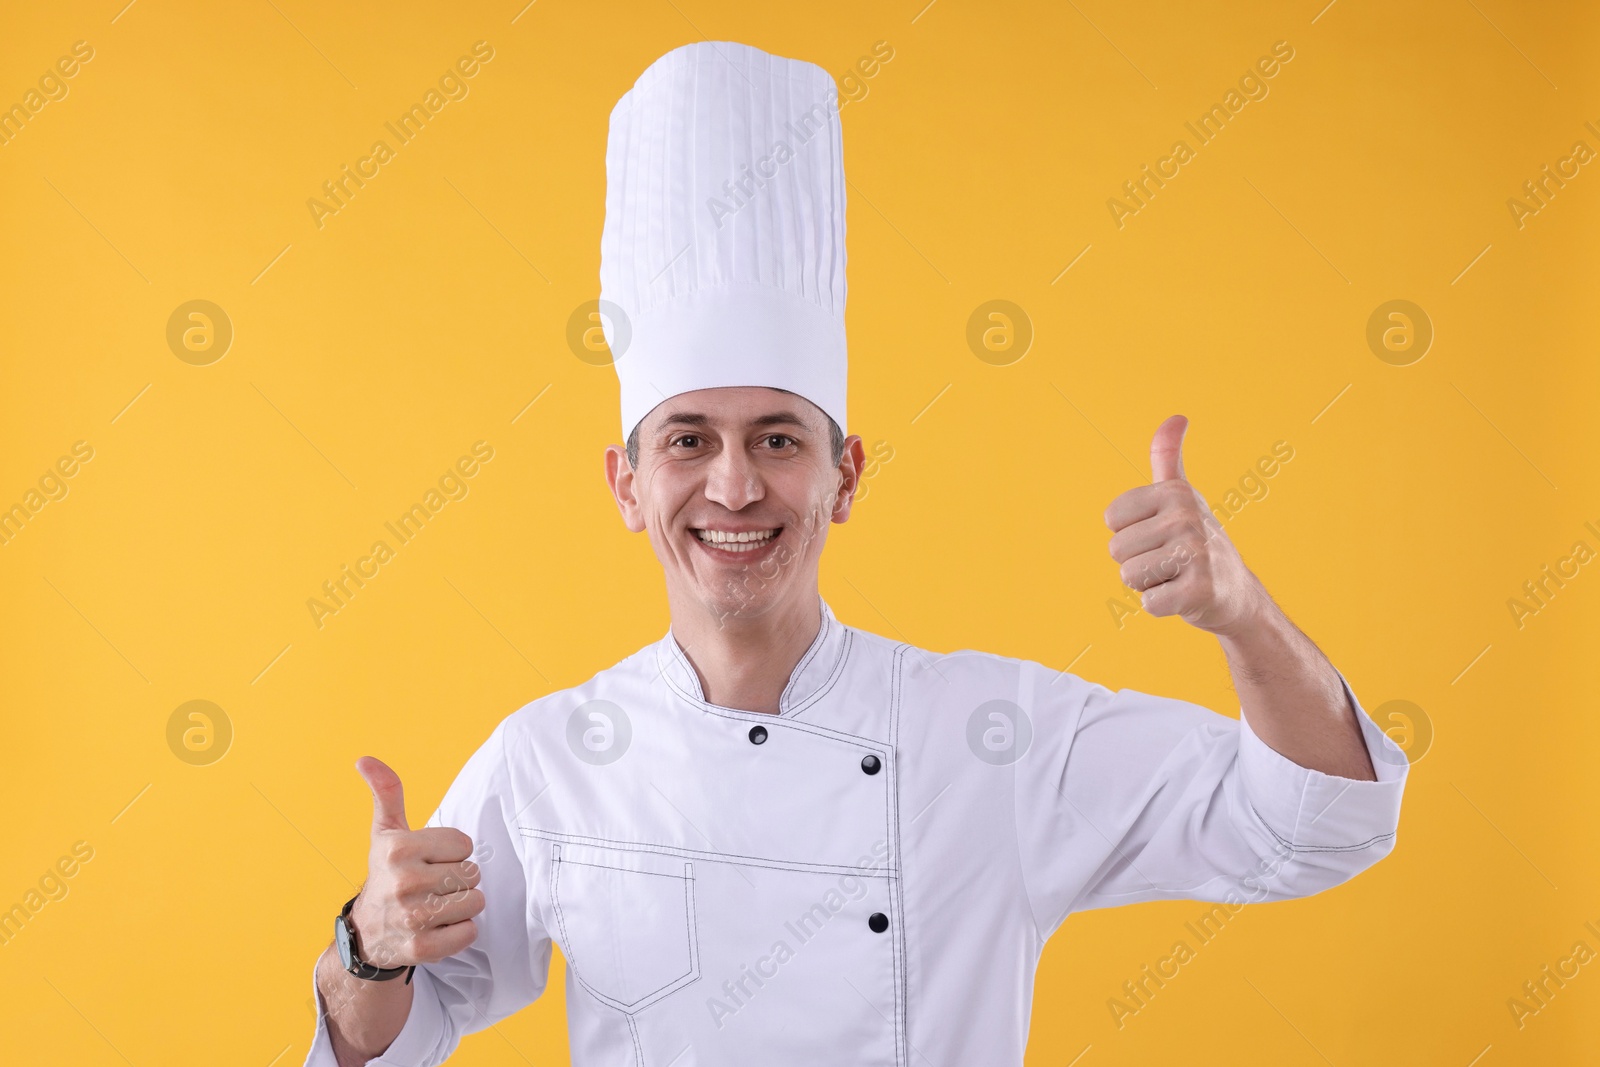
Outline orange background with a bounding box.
[1,1,1595,1064]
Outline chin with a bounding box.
[699,582,789,627]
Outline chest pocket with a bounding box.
[549,841,700,1013]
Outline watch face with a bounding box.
[334,914,355,969]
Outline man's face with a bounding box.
[605,387,864,626]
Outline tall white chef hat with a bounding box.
[600,41,848,443]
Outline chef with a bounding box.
[305,40,1407,1067]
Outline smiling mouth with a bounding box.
[693,527,781,553]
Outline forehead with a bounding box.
[642,387,827,432]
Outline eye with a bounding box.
[671,434,702,449]
[762,434,795,450]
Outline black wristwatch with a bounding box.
[335,894,415,984]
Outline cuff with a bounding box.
[1236,665,1408,851]
[367,965,446,1067]
[305,955,337,1067]
[304,957,445,1067]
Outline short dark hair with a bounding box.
[627,414,845,470]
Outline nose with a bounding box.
[703,446,764,512]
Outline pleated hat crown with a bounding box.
[600,41,848,442]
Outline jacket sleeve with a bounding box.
[303,717,552,1067]
[1014,660,1408,940]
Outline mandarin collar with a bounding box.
[653,599,850,717]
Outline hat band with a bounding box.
[615,283,847,441]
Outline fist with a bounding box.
[1103,415,1265,636]
[347,756,485,968]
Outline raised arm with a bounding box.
[314,756,482,1065]
[305,719,551,1067]
[1105,414,1375,780]
[1003,415,1408,938]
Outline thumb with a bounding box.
[356,756,409,833]
[1150,415,1189,483]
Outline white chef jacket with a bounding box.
[305,600,1407,1066]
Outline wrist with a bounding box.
[336,894,415,983]
[1206,575,1275,637]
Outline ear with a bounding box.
[830,435,867,524]
[604,445,646,533]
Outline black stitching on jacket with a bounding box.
[520,826,899,878]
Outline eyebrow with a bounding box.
[656,410,812,431]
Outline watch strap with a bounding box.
[338,895,416,984]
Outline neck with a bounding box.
[667,591,823,714]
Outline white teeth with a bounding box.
[695,528,778,550]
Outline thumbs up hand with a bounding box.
[347,757,485,968]
[1103,416,1267,637]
